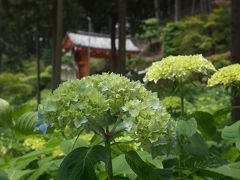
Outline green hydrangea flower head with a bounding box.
[39,73,176,147]
[144,54,216,83]
[208,64,240,87]
[122,97,175,146]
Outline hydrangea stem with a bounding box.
[104,133,113,180]
[105,116,113,180]
[179,80,184,178]
[180,80,185,115]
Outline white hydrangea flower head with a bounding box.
[208,64,240,87]
[144,54,216,83]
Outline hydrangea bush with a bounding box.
[38,73,175,147]
[143,55,217,163]
[144,55,216,117]
[208,64,240,87]
[144,54,216,83]
[38,73,176,179]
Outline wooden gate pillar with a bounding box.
[74,49,89,79]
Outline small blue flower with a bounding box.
[150,105,161,110]
[34,123,48,134]
[35,112,49,134]
[38,112,43,120]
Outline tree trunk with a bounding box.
[191,0,196,15]
[207,0,212,13]
[174,0,180,21]
[52,0,63,91]
[118,0,126,74]
[0,51,2,72]
[36,32,41,106]
[231,0,240,122]
[200,0,209,14]
[200,0,204,13]
[51,10,57,91]
[154,0,160,19]
[167,0,172,17]
[109,15,117,73]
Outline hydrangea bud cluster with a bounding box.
[162,96,181,110]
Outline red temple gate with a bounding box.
[62,31,140,78]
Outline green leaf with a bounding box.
[6,169,34,180]
[45,138,62,148]
[222,121,240,150]
[57,145,107,180]
[0,171,8,180]
[125,151,172,180]
[2,147,58,170]
[222,121,240,141]
[192,111,217,138]
[90,134,103,146]
[0,98,12,127]
[221,147,240,162]
[162,157,178,168]
[177,117,197,137]
[112,154,136,179]
[113,176,131,180]
[12,103,33,122]
[14,112,38,134]
[213,107,230,125]
[28,158,55,180]
[205,162,240,179]
[182,132,208,157]
[137,151,163,168]
[60,138,88,155]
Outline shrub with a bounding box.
[207,51,231,69]
[136,18,160,43]
[0,72,33,104]
[161,5,230,56]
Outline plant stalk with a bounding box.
[104,135,113,180]
[180,80,185,115]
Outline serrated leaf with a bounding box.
[57,145,107,180]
